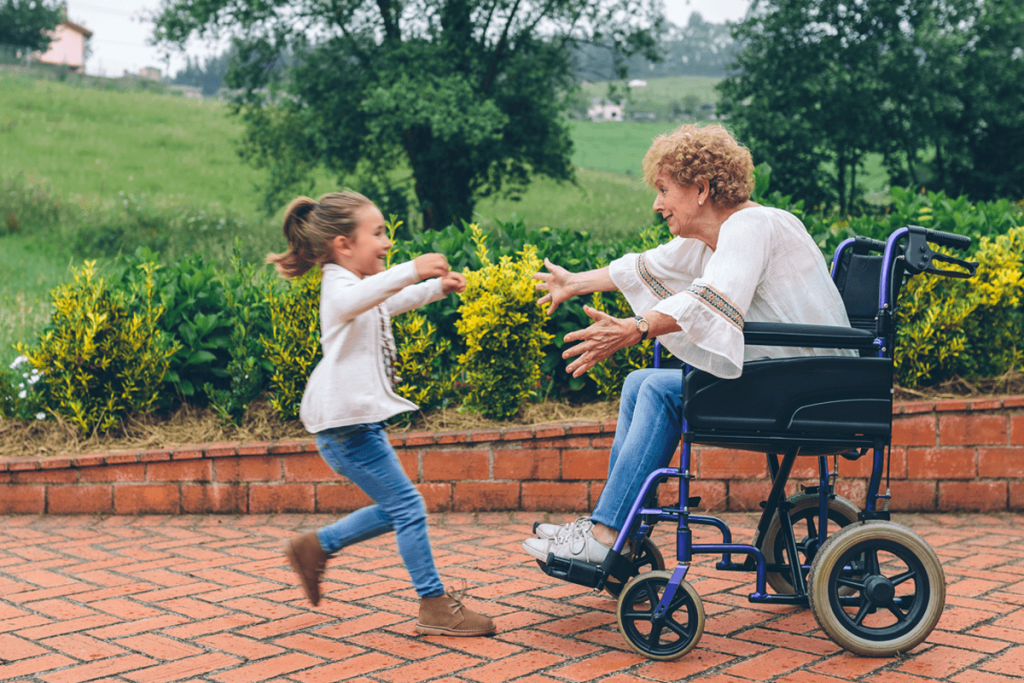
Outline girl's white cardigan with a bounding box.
[300,262,445,434]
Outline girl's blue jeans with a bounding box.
[591,368,683,531]
[314,423,445,598]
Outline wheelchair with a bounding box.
[536,225,978,660]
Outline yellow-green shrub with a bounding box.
[261,269,321,421]
[17,261,179,436]
[456,224,554,419]
[896,226,1024,387]
[588,291,658,400]
[393,311,455,412]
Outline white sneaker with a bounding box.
[523,518,625,565]
[534,516,589,542]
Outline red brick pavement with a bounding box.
[2,512,1024,682]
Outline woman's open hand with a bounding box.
[534,258,575,315]
[562,305,637,377]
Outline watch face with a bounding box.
[638,319,650,333]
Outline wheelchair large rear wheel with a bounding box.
[604,537,666,597]
[808,521,945,656]
[761,493,860,595]
[616,570,705,660]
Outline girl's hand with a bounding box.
[441,271,467,294]
[534,258,575,315]
[562,306,636,377]
[414,253,449,280]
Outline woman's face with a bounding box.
[652,172,702,238]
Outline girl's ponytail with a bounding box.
[267,196,320,279]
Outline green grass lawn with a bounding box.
[566,120,682,177]
[0,236,78,366]
[579,75,722,107]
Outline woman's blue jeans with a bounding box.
[314,423,445,598]
[591,368,683,531]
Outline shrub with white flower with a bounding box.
[1,357,50,422]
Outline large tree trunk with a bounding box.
[405,127,476,230]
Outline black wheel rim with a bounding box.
[619,576,699,657]
[826,538,931,642]
[605,538,662,597]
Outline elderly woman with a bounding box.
[522,124,855,565]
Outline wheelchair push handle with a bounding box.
[921,228,971,252]
[904,226,977,279]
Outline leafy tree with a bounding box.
[0,0,64,54]
[720,0,1024,210]
[719,0,926,214]
[941,0,1024,200]
[153,0,663,228]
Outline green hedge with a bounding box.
[3,168,1023,430]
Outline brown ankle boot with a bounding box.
[415,587,496,637]
[284,532,328,606]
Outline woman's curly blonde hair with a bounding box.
[642,124,755,209]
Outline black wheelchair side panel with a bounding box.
[684,356,893,438]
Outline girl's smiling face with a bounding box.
[335,204,391,278]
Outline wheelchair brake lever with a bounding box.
[924,252,978,279]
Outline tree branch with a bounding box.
[482,0,523,94]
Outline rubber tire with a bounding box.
[616,570,705,661]
[808,521,945,656]
[604,537,666,597]
[761,493,860,595]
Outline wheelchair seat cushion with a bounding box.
[684,356,893,436]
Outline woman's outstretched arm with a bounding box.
[534,259,618,315]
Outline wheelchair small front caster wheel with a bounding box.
[604,537,666,597]
[616,570,705,661]
[808,521,945,656]
[761,493,860,595]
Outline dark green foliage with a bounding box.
[0,0,64,53]
[719,0,1024,213]
[152,0,663,227]
[111,243,276,422]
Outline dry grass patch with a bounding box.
[0,399,620,460]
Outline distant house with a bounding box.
[628,79,648,88]
[34,20,92,72]
[138,67,162,81]
[587,98,623,122]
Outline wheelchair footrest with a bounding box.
[540,548,636,589]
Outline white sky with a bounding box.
[73,0,752,78]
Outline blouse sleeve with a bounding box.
[608,237,709,319]
[651,214,772,378]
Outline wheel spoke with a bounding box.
[837,576,865,590]
[624,610,651,620]
[805,515,818,540]
[665,617,693,638]
[852,598,872,626]
[867,550,881,575]
[887,603,908,622]
[647,623,664,647]
[888,569,917,587]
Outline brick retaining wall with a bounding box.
[2,396,1023,515]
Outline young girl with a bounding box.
[269,192,495,637]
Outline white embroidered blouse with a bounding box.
[609,206,856,379]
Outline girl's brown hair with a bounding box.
[266,191,374,279]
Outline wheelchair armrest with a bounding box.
[743,322,877,350]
